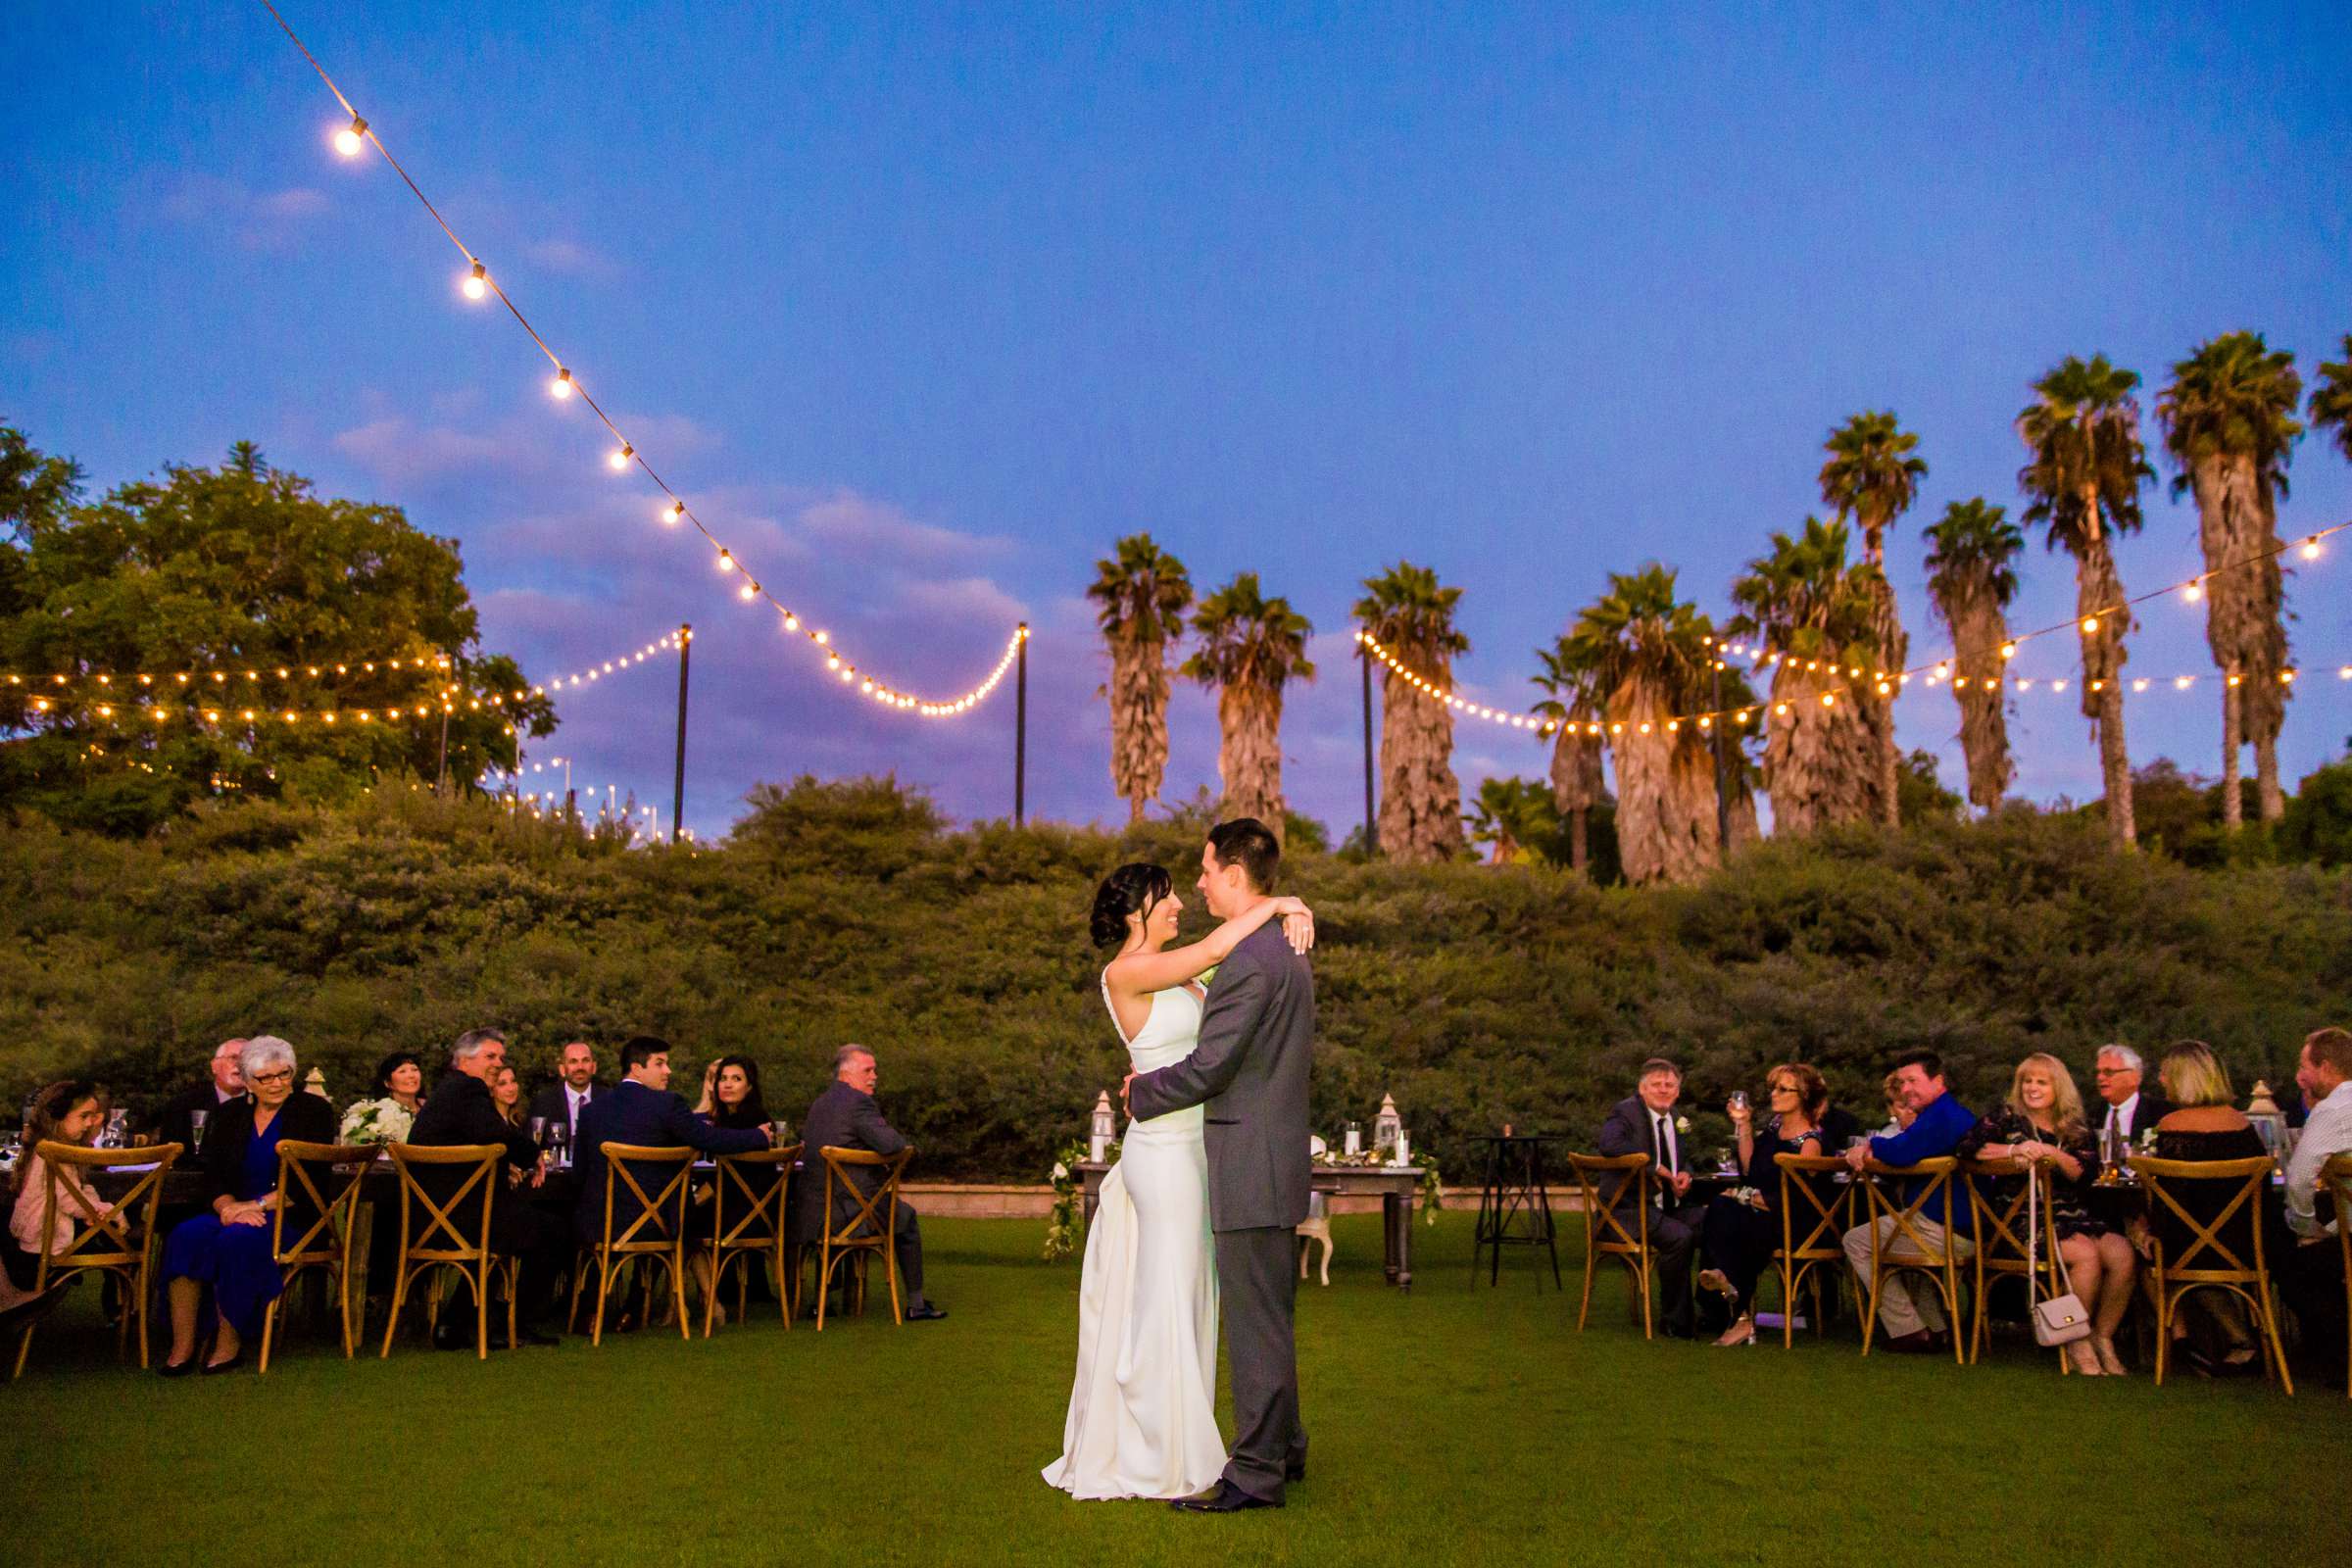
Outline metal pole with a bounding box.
[671,623,691,844]
[435,650,452,796]
[1710,655,1731,852]
[1013,623,1028,826]
[1360,640,1378,856]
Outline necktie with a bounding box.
[1652,1115,1670,1203]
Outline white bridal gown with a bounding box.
[1041,978,1226,1499]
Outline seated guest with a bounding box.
[687,1054,776,1326]
[571,1037,770,1251]
[155,1039,245,1152]
[1595,1056,1706,1338]
[409,1028,566,1348]
[2090,1043,2171,1155]
[798,1044,945,1322]
[2,1082,112,1331]
[2282,1026,2352,1387]
[525,1041,603,1151]
[1696,1062,1826,1346]
[489,1064,526,1129]
[1959,1053,2136,1375]
[1878,1070,1917,1135]
[1840,1050,1976,1350]
[159,1036,336,1374]
[2143,1040,2269,1375]
[339,1051,425,1145]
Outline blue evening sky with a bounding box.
[7,2,2349,840]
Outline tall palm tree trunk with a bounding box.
[1608,677,1717,885]
[1106,632,1170,822]
[2073,499,2134,847]
[1546,719,1604,878]
[1946,593,2013,814]
[1377,665,1466,864]
[2186,451,2289,828]
[1761,662,1885,834]
[1215,680,1287,842]
[1864,580,1907,827]
[2220,676,2243,828]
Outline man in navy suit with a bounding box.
[572,1036,771,1250]
[1596,1057,1707,1338]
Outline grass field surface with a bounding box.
[7,1214,2346,1567]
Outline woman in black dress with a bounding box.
[1959,1052,2135,1374]
[1697,1062,1827,1347]
[688,1055,775,1326]
[2143,1041,2274,1375]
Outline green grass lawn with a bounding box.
[9,1215,2347,1568]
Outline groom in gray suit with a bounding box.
[1124,817,1313,1513]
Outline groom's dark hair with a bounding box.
[1206,818,1281,894]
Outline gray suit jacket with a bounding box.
[796,1079,909,1235]
[1127,919,1314,1233]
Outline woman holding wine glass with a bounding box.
[1696,1063,1828,1347]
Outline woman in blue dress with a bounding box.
[158,1036,336,1375]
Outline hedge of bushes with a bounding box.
[5,777,2346,1181]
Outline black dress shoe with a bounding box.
[157,1356,198,1379]
[200,1351,245,1376]
[515,1327,560,1348]
[906,1301,948,1322]
[1170,1480,1281,1513]
[1286,1458,1306,1483]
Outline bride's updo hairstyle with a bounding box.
[1091,862,1174,950]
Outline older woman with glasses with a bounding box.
[1696,1063,1828,1347]
[157,1036,336,1375]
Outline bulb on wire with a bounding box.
[608,444,633,471]
[332,116,368,157]
[662,501,684,525]
[2302,537,2324,561]
[550,368,575,400]
[462,261,488,301]
[2181,582,2203,603]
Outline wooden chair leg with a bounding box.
[260,1296,280,1375]
[380,1264,411,1358]
[11,1314,38,1380]
[1638,1257,1652,1340]
[591,1252,614,1348]
[567,1251,589,1336]
[2152,1285,2170,1387]
[1574,1221,1596,1332]
[2256,1287,2294,1396]
[473,1259,490,1360]
[670,1249,690,1342]
[702,1250,720,1340]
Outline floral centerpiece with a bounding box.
[1312,1144,1445,1224]
[339,1097,413,1147]
[1044,1137,1119,1261]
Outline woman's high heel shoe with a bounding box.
[1713,1318,1757,1348]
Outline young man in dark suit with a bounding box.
[1596,1057,1707,1338]
[408,1027,568,1348]
[570,1036,769,1250]
[798,1044,943,1321]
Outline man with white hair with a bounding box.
[2090,1044,2171,1152]
[156,1038,248,1152]
[796,1044,943,1321]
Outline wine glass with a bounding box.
[188,1108,211,1154]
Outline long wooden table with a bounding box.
[1076,1159,1421,1291]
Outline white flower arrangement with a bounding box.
[339,1097,414,1147]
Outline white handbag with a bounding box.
[2025,1156,2092,1348]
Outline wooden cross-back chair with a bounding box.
[703,1144,802,1338]
[2130,1154,2293,1395]
[1565,1152,1656,1339]
[1961,1158,2071,1372]
[380,1143,515,1360]
[1857,1157,1967,1364]
[2324,1153,2352,1400]
[1772,1153,1854,1348]
[9,1141,182,1379]
[571,1143,695,1347]
[258,1141,375,1373]
[810,1146,914,1329]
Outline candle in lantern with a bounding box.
[1344,1120,1362,1157]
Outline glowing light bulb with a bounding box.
[2301,537,2323,561]
[813,630,830,646]
[550,368,574,400]
[608,444,634,471]
[663,501,684,525]
[738,582,758,602]
[332,117,368,157]
[2081,615,2100,634]
[462,261,487,301]
[2175,676,2192,690]
[1999,643,2017,661]
[716,551,736,572]
[783,613,800,631]
[2181,582,2202,603]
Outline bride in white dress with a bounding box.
[1042,862,1313,1500]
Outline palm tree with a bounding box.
[1531,640,1605,875]
[2017,355,2153,849]
[1086,533,1193,823]
[2312,335,2352,459]
[1465,776,1559,866]
[1726,518,1890,835]
[1353,563,1469,864]
[1820,411,1929,826]
[2157,332,2304,826]
[1922,499,2025,815]
[1557,565,1752,885]
[1180,572,1315,843]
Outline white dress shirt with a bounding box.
[566,1084,592,1135]
[2100,1092,2145,1143]
[2283,1085,2352,1239]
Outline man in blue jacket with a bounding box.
[572,1035,772,1250]
[1839,1050,1975,1351]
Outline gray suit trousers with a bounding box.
[1217,1225,1307,1501]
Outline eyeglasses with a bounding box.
[2091,1067,2131,1077]
[247,1069,294,1087]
